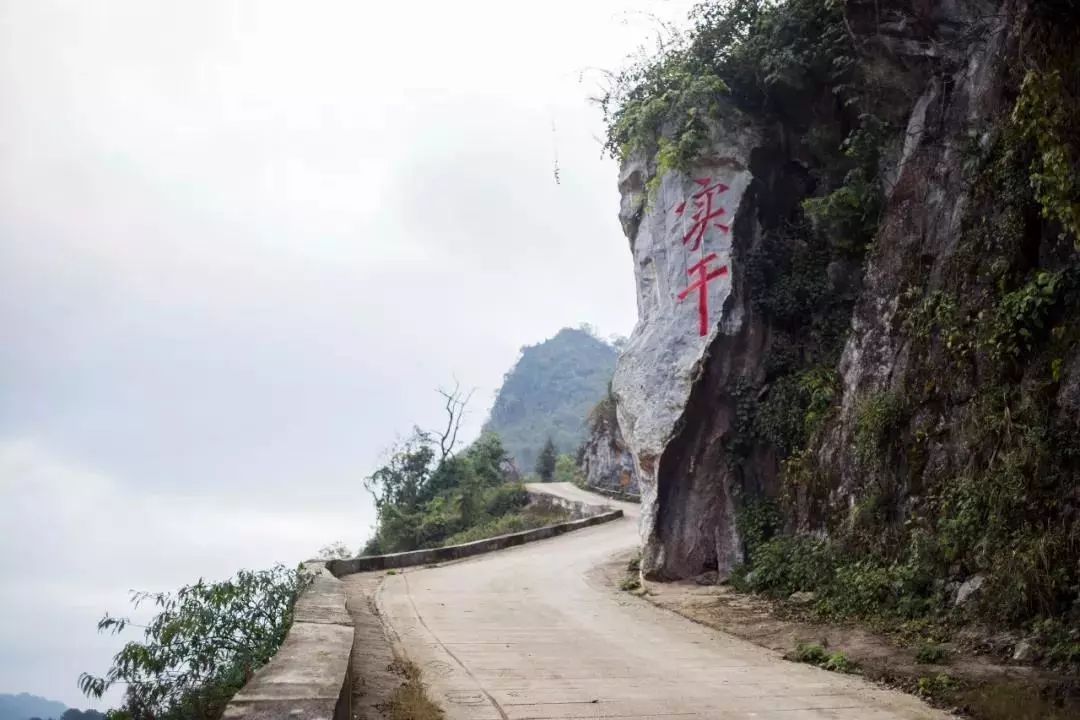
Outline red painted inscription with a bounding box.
[677,253,729,337]
[675,177,730,250]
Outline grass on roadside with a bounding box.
[914,641,948,664]
[386,660,444,720]
[618,551,644,593]
[439,506,570,546]
[790,642,859,674]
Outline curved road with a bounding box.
[376,483,945,720]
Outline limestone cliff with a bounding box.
[607,0,1080,632]
[579,390,640,495]
[613,112,762,579]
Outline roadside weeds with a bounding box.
[607,550,1078,720]
[384,660,444,720]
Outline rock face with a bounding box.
[610,0,1080,605]
[612,113,761,579]
[580,400,639,495]
[823,0,1017,498]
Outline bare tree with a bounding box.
[430,380,475,462]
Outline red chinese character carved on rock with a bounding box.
[677,253,729,337]
[674,177,730,250]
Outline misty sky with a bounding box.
[0,0,696,709]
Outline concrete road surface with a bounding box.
[376,483,945,720]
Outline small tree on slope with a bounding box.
[535,437,557,482]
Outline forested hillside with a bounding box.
[482,327,617,472]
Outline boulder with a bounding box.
[694,570,720,586]
[954,574,986,607]
[788,591,818,605]
[1011,639,1037,663]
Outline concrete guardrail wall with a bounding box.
[581,484,642,503]
[224,563,353,720]
[326,504,622,575]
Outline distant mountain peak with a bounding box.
[482,326,617,472]
[0,692,67,720]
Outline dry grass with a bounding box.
[385,661,444,720]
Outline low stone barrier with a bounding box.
[326,506,622,576]
[224,563,353,720]
[580,484,642,503]
[529,488,607,519]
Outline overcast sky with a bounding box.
[0,0,694,708]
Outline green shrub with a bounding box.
[365,427,546,553]
[756,367,839,456]
[984,270,1067,362]
[439,506,568,547]
[601,0,855,166]
[553,454,584,485]
[739,536,836,597]
[1032,618,1080,667]
[916,673,958,702]
[734,497,782,560]
[853,391,905,467]
[792,642,829,665]
[915,642,948,665]
[737,531,945,624]
[80,566,310,720]
[484,483,529,517]
[791,643,858,674]
[818,560,896,618]
[823,651,858,674]
[901,290,976,361]
[1012,69,1080,243]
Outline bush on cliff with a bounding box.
[600,0,855,166]
[79,565,309,720]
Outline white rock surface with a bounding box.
[612,121,760,575]
[955,574,986,607]
[580,411,640,495]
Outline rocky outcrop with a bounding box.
[580,394,640,495]
[822,0,1016,492]
[612,112,762,580]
